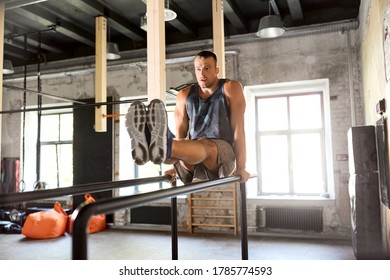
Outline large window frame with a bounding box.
[256,93,326,196]
[39,111,73,189]
[22,105,73,192]
[244,79,334,199]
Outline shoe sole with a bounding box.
[125,101,149,165]
[147,99,167,164]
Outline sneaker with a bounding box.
[147,99,168,164]
[125,101,149,165]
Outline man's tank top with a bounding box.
[186,79,234,146]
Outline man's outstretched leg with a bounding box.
[125,101,149,165]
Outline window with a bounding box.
[22,106,73,191]
[244,79,334,198]
[39,112,73,189]
[257,93,325,195]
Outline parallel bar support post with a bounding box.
[240,182,249,260]
[72,207,89,260]
[171,181,178,260]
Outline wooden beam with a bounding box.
[0,2,4,156]
[147,0,166,103]
[212,0,225,78]
[95,16,107,132]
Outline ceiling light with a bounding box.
[256,1,285,39]
[3,59,14,74]
[164,8,176,21]
[256,15,285,38]
[107,42,121,60]
[140,14,147,31]
[164,0,177,21]
[139,0,176,31]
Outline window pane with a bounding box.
[257,97,288,131]
[120,161,160,195]
[40,145,58,189]
[60,114,73,141]
[290,94,322,129]
[58,144,73,187]
[291,133,324,194]
[40,144,73,188]
[41,115,59,141]
[260,135,289,193]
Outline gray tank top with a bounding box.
[186,79,234,146]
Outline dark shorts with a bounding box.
[174,139,236,184]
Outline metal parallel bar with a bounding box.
[0,175,171,206]
[171,180,178,260]
[72,176,243,260]
[240,182,248,260]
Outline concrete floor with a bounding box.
[0,228,355,260]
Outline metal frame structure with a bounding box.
[0,175,249,260]
[72,176,248,260]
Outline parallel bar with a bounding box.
[0,175,171,207]
[72,176,243,260]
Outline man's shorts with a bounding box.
[174,139,236,184]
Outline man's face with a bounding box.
[194,56,219,88]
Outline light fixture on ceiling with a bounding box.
[3,59,14,74]
[106,20,121,60]
[140,14,147,31]
[140,0,176,31]
[164,0,177,21]
[107,42,121,60]
[256,0,285,39]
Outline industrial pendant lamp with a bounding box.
[107,20,121,60]
[140,14,147,31]
[107,42,121,60]
[3,59,14,74]
[140,0,177,31]
[256,1,285,38]
[164,0,177,21]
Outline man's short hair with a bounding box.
[194,50,217,65]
